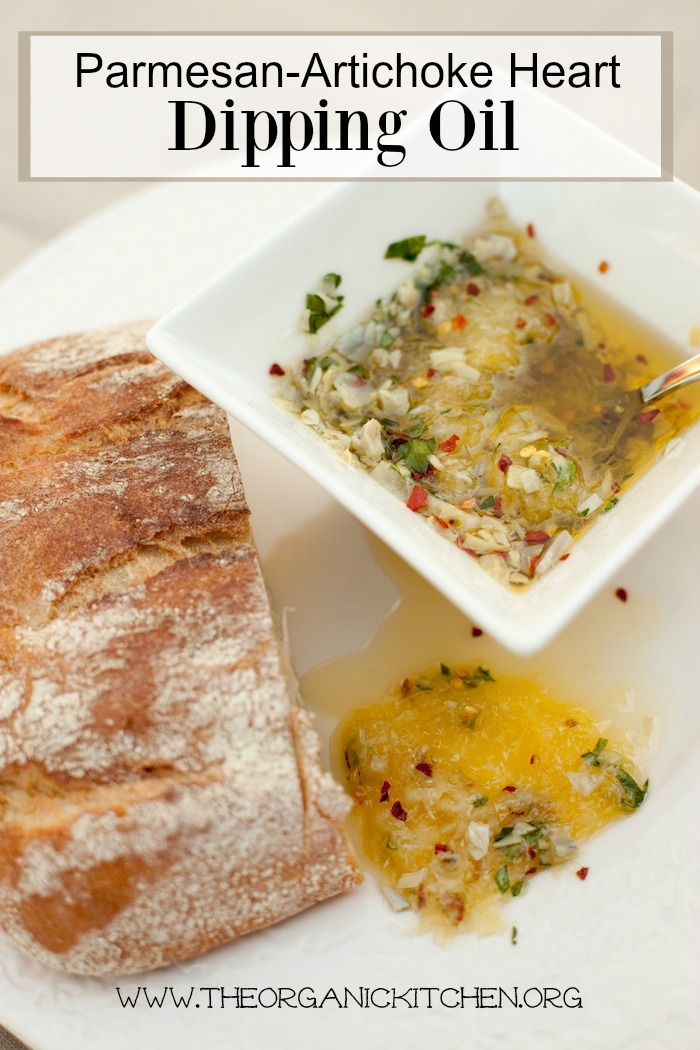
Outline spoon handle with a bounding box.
[639,352,700,404]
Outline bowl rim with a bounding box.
[147,175,700,655]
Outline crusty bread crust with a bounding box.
[0,323,361,975]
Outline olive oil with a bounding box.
[333,664,646,931]
[284,218,698,586]
[299,538,659,934]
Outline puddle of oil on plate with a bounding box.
[295,533,664,783]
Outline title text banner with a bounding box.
[22,33,666,180]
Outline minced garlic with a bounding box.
[278,215,697,587]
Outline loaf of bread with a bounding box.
[0,323,361,976]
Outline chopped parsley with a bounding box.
[580,738,648,810]
[421,259,456,295]
[472,794,488,808]
[458,250,486,276]
[385,235,429,262]
[522,824,545,845]
[394,437,436,475]
[581,737,608,767]
[494,865,510,893]
[472,666,495,684]
[617,769,648,810]
[305,274,344,334]
[384,236,482,277]
[553,459,577,494]
[404,416,429,437]
[304,355,336,381]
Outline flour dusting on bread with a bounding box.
[0,323,361,975]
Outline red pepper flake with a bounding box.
[529,754,536,765]
[526,223,536,238]
[524,294,540,306]
[439,434,459,454]
[466,282,480,296]
[379,781,390,802]
[636,353,648,364]
[269,362,285,376]
[415,762,433,778]
[421,303,436,317]
[391,800,408,822]
[434,843,449,853]
[452,313,468,330]
[528,554,542,578]
[433,516,450,530]
[524,530,551,546]
[525,866,538,876]
[406,485,428,512]
[498,454,512,473]
[493,494,502,513]
[471,626,483,637]
[598,261,609,274]
[427,367,440,379]
[576,866,589,881]
[603,363,616,383]
[559,553,570,562]
[637,409,659,424]
[615,587,628,603]
[502,785,517,793]
[515,317,527,330]
[545,313,557,326]
[527,846,537,859]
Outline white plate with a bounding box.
[0,183,698,1050]
[147,170,700,655]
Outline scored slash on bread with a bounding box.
[0,323,361,976]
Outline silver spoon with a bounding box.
[638,351,700,404]
[593,351,700,465]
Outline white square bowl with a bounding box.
[147,175,700,655]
